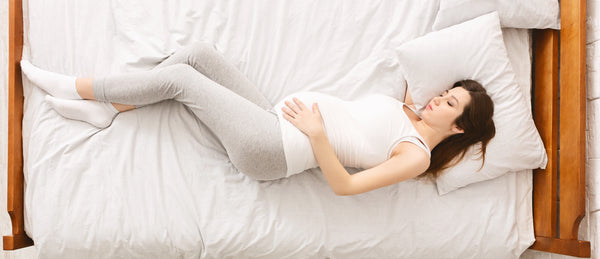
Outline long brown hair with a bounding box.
[416,79,495,181]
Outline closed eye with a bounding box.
[444,90,456,107]
[441,90,454,107]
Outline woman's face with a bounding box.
[421,87,471,134]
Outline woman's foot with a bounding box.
[20,60,82,99]
[45,95,119,128]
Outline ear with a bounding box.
[451,125,464,134]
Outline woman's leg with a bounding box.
[20,46,287,179]
[90,63,287,180]
[153,42,273,110]
[76,41,271,112]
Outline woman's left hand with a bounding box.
[281,97,325,138]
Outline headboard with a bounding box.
[4,0,591,257]
[528,0,590,257]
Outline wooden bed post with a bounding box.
[4,0,34,250]
[532,28,559,240]
[529,0,590,257]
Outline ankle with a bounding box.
[75,78,96,99]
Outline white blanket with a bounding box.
[22,0,535,258]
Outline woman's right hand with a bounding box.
[281,97,325,138]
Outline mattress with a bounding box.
[21,0,535,258]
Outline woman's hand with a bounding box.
[281,97,325,138]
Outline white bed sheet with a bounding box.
[21,0,535,258]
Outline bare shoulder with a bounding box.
[389,142,430,172]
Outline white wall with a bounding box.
[0,1,598,258]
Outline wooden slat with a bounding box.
[4,0,33,250]
[558,0,587,241]
[532,29,559,238]
[530,236,591,258]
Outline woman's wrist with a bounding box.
[308,128,326,140]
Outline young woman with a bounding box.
[20,42,495,196]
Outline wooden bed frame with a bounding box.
[3,0,591,257]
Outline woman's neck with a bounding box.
[402,105,450,151]
[410,120,450,151]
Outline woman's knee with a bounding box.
[186,42,221,62]
[153,64,200,94]
[228,149,286,181]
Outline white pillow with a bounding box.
[395,12,548,195]
[432,0,560,30]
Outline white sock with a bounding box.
[21,60,82,100]
[45,95,119,128]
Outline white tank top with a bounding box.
[273,91,431,177]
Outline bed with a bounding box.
[4,0,589,258]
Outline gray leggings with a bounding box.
[93,42,288,180]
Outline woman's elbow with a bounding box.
[333,185,356,196]
[329,175,356,196]
[334,189,352,196]
[332,177,363,196]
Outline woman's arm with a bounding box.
[308,133,429,195]
[306,132,352,194]
[281,98,429,195]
